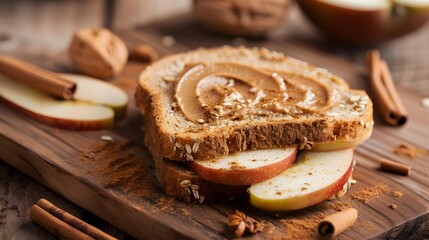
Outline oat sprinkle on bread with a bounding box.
[135,46,373,204]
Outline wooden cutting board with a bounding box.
[1,16,429,239]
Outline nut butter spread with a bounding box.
[175,62,340,122]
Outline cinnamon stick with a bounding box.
[30,198,116,240]
[367,50,408,126]
[0,56,76,100]
[379,158,411,176]
[318,208,358,237]
[30,205,95,240]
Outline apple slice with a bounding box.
[60,73,128,118]
[311,126,373,151]
[249,149,354,211]
[188,147,298,186]
[0,74,114,130]
[320,0,390,10]
[297,0,429,45]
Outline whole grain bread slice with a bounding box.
[152,151,247,202]
[135,46,373,163]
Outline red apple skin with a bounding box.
[297,0,429,46]
[300,162,353,209]
[0,96,113,130]
[188,148,297,186]
[250,159,353,211]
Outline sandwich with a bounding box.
[135,46,373,211]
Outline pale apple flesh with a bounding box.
[0,74,114,130]
[188,147,298,186]
[311,126,373,151]
[61,73,128,119]
[249,149,354,211]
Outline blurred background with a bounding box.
[1,0,428,95]
[0,0,191,58]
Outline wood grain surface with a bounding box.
[1,12,429,239]
[2,3,429,239]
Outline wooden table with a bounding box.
[1,5,429,240]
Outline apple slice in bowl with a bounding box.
[297,0,429,45]
[188,146,298,186]
[249,148,354,211]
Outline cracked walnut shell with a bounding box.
[193,0,290,37]
[69,28,128,79]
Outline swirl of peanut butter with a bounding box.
[174,62,339,123]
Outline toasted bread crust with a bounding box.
[153,152,247,202]
[135,46,373,201]
[136,46,373,162]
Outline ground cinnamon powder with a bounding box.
[392,191,404,198]
[79,140,158,199]
[280,213,325,239]
[351,184,390,203]
[393,142,427,159]
[328,201,352,211]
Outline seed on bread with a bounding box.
[180,180,192,188]
[326,112,339,117]
[171,102,178,108]
[239,47,253,56]
[162,74,177,82]
[175,142,184,149]
[170,60,184,73]
[349,95,361,103]
[227,79,235,88]
[256,135,267,141]
[185,144,192,154]
[359,96,369,104]
[259,48,285,61]
[192,142,200,153]
[185,153,194,161]
[365,122,371,128]
[191,184,200,199]
[336,184,348,198]
[299,137,314,150]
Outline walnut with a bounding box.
[193,0,290,37]
[69,28,128,79]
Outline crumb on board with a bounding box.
[392,191,404,198]
[100,135,114,142]
[388,203,398,210]
[328,201,352,211]
[162,36,175,47]
[421,97,429,108]
[393,142,427,159]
